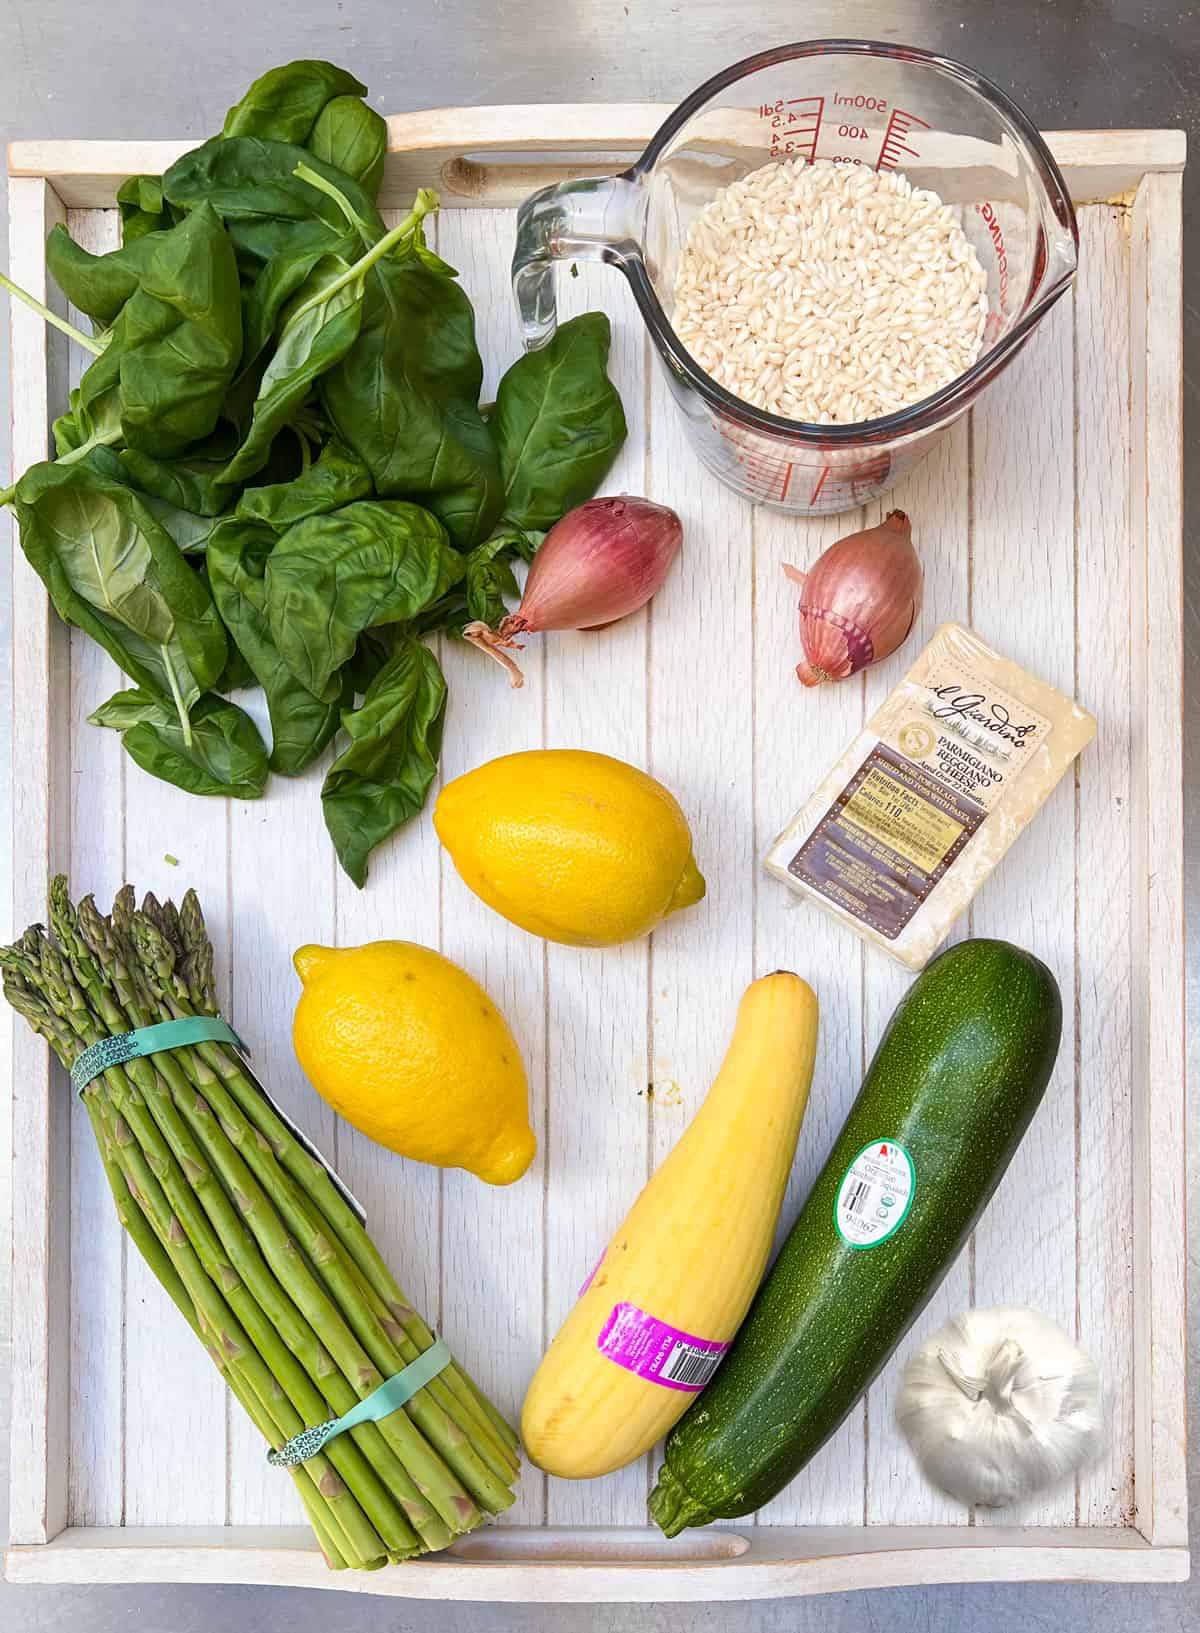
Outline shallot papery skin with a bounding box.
[785,509,922,687]
[464,496,682,687]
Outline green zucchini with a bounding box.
[648,938,1062,1535]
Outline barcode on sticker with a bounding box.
[595,1301,729,1391]
[661,1340,724,1389]
[834,1139,916,1249]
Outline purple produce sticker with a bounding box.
[596,1301,728,1392]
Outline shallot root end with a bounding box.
[461,621,527,689]
[796,660,832,687]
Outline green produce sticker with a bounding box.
[834,1140,915,1249]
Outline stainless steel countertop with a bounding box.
[1,1,1195,1627]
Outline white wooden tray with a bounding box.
[4,111,1188,1601]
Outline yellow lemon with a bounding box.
[434,749,706,947]
[292,941,535,1185]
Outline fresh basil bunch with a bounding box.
[4,60,626,885]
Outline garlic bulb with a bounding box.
[896,1307,1104,1508]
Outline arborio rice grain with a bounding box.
[672,160,989,424]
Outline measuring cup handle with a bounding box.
[511,173,645,350]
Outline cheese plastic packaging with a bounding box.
[765,623,1096,969]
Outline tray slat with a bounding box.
[1128,170,1187,1550]
[972,288,1079,1530]
[5,118,1188,1596]
[752,507,868,1528]
[63,206,125,1532]
[858,419,973,1528]
[8,173,70,1552]
[1074,205,1136,1530]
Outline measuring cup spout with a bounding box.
[512,173,645,349]
[1035,217,1080,311]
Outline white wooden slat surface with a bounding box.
[1128,170,1187,1548]
[120,772,231,1525]
[64,208,126,1530]
[644,320,759,1527]
[536,261,652,1529]
[860,420,973,1528]
[8,175,71,1548]
[227,770,337,1530]
[1073,206,1135,1529]
[4,168,1182,1583]
[750,500,867,1529]
[436,207,548,1527]
[970,293,1079,1529]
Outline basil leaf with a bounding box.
[220,256,365,486]
[84,203,243,460]
[118,203,242,457]
[345,628,393,696]
[74,450,225,555]
[308,96,387,196]
[321,638,447,886]
[466,531,540,621]
[266,499,463,697]
[119,433,242,517]
[91,688,268,799]
[137,497,224,556]
[164,137,384,266]
[321,248,502,549]
[208,516,344,775]
[237,233,358,381]
[413,527,540,637]
[223,61,367,145]
[46,222,159,326]
[116,174,178,244]
[234,436,371,529]
[492,312,626,530]
[11,460,227,722]
[213,640,257,694]
[52,369,123,463]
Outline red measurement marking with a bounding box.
[760,95,824,162]
[809,453,892,507]
[878,106,930,171]
[715,420,795,499]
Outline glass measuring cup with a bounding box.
[512,41,1078,516]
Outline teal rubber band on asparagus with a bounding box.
[70,1016,247,1095]
[267,1337,453,1467]
[68,1009,369,1225]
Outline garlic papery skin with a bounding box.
[896,1307,1104,1508]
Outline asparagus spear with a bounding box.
[90,921,517,1502]
[5,881,521,1564]
[3,969,358,1550]
[173,1051,516,1506]
[96,1091,389,1571]
[112,898,519,1482]
[88,993,478,1540]
[130,897,519,1458]
[10,932,440,1554]
[9,953,398,1567]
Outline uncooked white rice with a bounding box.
[672,160,989,424]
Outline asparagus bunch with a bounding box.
[2,877,521,1571]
